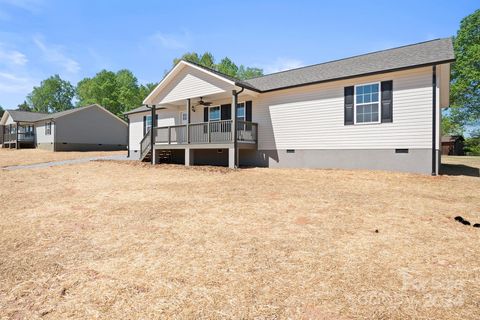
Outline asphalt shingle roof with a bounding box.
[125,38,454,115]
[244,38,454,92]
[6,110,48,122]
[6,104,107,122]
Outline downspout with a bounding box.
[431,65,437,176]
[150,105,156,164]
[233,86,245,168]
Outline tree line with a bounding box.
[11,52,264,117]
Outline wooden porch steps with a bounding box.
[157,150,172,163]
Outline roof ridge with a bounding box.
[245,37,451,81]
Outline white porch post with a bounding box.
[186,98,190,143]
[185,148,194,166]
[228,147,235,169]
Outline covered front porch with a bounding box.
[139,60,260,168]
[2,123,35,149]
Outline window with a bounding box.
[236,103,245,121]
[45,122,52,135]
[355,83,380,124]
[145,115,152,131]
[209,106,220,121]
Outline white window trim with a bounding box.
[207,102,246,122]
[237,102,246,121]
[354,82,381,125]
[208,105,221,121]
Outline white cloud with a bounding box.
[0,0,44,13]
[0,46,28,66]
[149,31,190,50]
[0,71,36,93]
[260,57,305,74]
[33,35,80,74]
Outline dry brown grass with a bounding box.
[0,160,479,319]
[0,149,126,167]
[442,155,480,169]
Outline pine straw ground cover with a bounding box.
[0,161,479,319]
[0,149,126,167]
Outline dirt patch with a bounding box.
[0,149,125,167]
[0,160,479,319]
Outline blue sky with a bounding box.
[0,0,477,108]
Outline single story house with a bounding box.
[441,135,465,156]
[125,38,454,175]
[1,104,127,151]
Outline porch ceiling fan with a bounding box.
[191,97,211,112]
[195,97,212,107]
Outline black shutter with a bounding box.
[203,107,209,133]
[221,104,231,120]
[155,114,158,127]
[381,80,393,123]
[143,116,146,135]
[246,101,252,122]
[344,86,354,125]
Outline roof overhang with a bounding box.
[143,60,260,106]
[143,61,236,105]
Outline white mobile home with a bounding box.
[125,38,454,175]
[1,104,127,151]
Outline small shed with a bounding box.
[441,135,465,155]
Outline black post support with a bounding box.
[232,90,238,168]
[151,105,156,165]
[15,122,19,149]
[127,117,130,158]
[431,65,437,176]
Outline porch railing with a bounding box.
[151,120,258,145]
[17,132,35,141]
[140,129,152,159]
[3,133,16,143]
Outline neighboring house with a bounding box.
[441,135,465,156]
[125,38,454,175]
[1,104,128,151]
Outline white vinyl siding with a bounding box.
[153,66,234,105]
[128,108,178,153]
[35,120,55,144]
[252,66,435,150]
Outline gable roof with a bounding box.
[4,110,48,122]
[244,38,454,92]
[3,104,127,125]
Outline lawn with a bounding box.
[0,148,126,167]
[0,155,479,319]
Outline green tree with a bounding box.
[17,101,32,112]
[237,65,264,80]
[172,52,264,80]
[173,52,201,66]
[138,82,158,103]
[450,9,480,126]
[116,69,142,111]
[216,57,238,77]
[441,113,463,136]
[464,130,480,155]
[27,75,75,113]
[76,69,144,115]
[0,105,4,118]
[199,52,215,68]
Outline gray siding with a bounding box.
[55,106,127,151]
[240,148,433,174]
